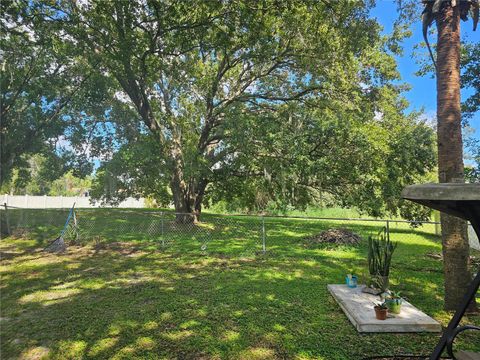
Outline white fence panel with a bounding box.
[468,225,480,251]
[1,194,145,209]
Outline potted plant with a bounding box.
[374,302,388,320]
[345,273,358,288]
[364,227,397,294]
[385,291,403,314]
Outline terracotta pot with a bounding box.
[374,306,388,320]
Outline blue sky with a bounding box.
[371,1,479,157]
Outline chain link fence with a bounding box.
[0,206,265,256]
[1,205,478,256]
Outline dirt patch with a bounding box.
[304,228,362,246]
[91,241,145,256]
[10,228,30,239]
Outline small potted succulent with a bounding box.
[345,273,358,288]
[385,291,403,314]
[374,302,388,320]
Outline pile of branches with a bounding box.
[304,228,362,246]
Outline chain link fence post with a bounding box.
[386,219,390,241]
[262,215,266,254]
[161,211,165,248]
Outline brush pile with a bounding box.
[305,228,361,245]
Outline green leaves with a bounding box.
[421,0,480,69]
[461,42,480,119]
[0,0,115,185]
[367,227,398,278]
[2,0,437,217]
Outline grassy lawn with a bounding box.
[1,209,479,359]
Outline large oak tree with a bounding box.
[13,0,437,224]
[61,0,380,221]
[39,0,432,222]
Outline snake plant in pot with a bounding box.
[365,227,397,294]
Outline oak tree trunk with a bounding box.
[169,145,208,223]
[436,4,477,312]
[170,178,208,224]
[170,172,196,224]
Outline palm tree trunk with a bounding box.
[436,4,477,312]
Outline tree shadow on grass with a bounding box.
[3,238,478,360]
[1,209,478,359]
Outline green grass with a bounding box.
[278,206,364,218]
[1,209,479,360]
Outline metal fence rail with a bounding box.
[1,206,479,255]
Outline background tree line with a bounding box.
[0,0,476,222]
[0,0,433,220]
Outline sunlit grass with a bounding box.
[1,209,479,359]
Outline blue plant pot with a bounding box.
[346,275,358,288]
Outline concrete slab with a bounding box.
[328,284,442,333]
